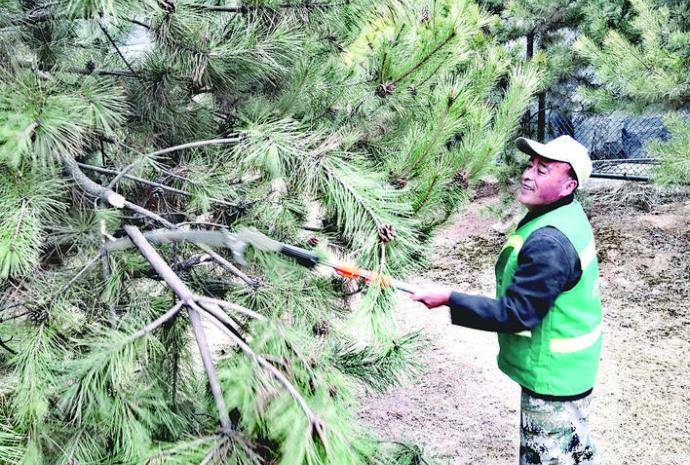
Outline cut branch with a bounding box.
[64,156,179,228]
[103,230,257,286]
[103,229,239,252]
[67,157,254,285]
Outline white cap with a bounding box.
[515,135,592,186]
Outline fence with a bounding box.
[541,110,669,181]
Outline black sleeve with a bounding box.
[447,227,581,333]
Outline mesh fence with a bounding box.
[543,110,669,181]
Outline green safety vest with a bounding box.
[496,200,602,396]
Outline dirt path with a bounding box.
[358,183,690,465]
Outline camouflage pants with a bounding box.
[519,390,598,465]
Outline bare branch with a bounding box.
[197,245,255,287]
[195,296,265,321]
[199,304,328,450]
[101,228,255,287]
[103,229,237,252]
[77,162,244,209]
[142,137,243,160]
[64,156,179,228]
[127,300,184,342]
[123,226,231,432]
[97,20,142,81]
[190,1,351,13]
[67,145,255,285]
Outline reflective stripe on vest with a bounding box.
[579,240,596,270]
[503,235,524,253]
[550,323,602,353]
[509,324,602,353]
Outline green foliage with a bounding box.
[650,114,690,185]
[0,70,127,169]
[0,169,66,278]
[575,0,690,111]
[575,0,690,184]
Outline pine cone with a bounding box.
[391,174,408,189]
[158,0,175,13]
[420,7,430,24]
[407,85,417,96]
[28,306,49,324]
[375,82,396,98]
[378,223,396,243]
[312,320,329,336]
[307,236,319,247]
[452,169,469,189]
[85,60,96,74]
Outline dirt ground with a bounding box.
[357,181,690,465]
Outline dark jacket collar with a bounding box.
[517,193,575,229]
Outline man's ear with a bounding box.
[562,178,578,196]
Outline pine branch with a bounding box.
[199,304,329,451]
[120,226,330,448]
[404,104,451,177]
[65,158,257,286]
[76,163,244,209]
[190,1,351,13]
[195,296,265,321]
[97,21,142,82]
[64,156,181,228]
[391,31,456,85]
[54,67,139,78]
[0,336,17,355]
[123,137,244,165]
[125,17,150,29]
[1,251,105,316]
[127,300,184,341]
[123,225,232,432]
[321,163,382,229]
[103,229,238,252]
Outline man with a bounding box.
[411,135,602,465]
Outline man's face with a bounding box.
[517,155,577,210]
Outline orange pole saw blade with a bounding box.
[333,264,396,290]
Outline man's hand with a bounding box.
[410,287,452,309]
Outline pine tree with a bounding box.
[0,1,539,464]
[574,0,690,184]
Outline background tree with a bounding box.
[0,1,539,464]
[575,0,690,184]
